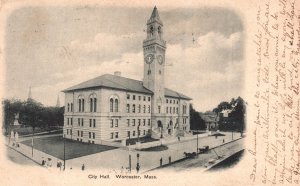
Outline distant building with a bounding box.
[200,112,219,130]
[62,7,191,144]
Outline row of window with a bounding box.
[126,104,151,113]
[67,118,96,128]
[166,107,178,114]
[66,129,96,140]
[110,130,148,139]
[127,94,151,102]
[127,119,151,127]
[166,99,179,104]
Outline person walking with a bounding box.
[82,164,85,171]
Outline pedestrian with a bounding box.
[82,164,85,171]
[169,156,171,164]
[121,166,124,174]
[136,163,140,174]
[41,159,45,166]
[160,158,163,166]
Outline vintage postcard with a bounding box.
[0,0,299,185]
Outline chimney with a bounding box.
[114,71,121,76]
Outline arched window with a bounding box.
[90,98,93,112]
[150,26,154,36]
[115,99,119,112]
[110,98,114,112]
[78,95,84,112]
[93,98,97,112]
[158,26,162,38]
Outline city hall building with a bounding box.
[63,7,191,144]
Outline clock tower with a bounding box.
[143,6,166,115]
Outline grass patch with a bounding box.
[21,136,117,160]
[140,145,168,151]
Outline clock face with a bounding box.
[145,54,154,64]
[157,55,164,65]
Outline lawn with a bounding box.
[21,136,117,160]
[126,136,159,145]
[140,145,168,151]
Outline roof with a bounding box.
[63,74,191,100]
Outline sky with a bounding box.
[4,5,244,112]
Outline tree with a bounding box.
[190,104,206,130]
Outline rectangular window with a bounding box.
[148,97,150,101]
[81,131,83,137]
[143,105,146,113]
[173,107,175,113]
[138,105,141,113]
[158,106,161,113]
[143,130,146,135]
[127,131,130,138]
[71,118,73,125]
[89,132,91,139]
[70,129,72,135]
[138,96,141,101]
[143,96,146,101]
[115,119,118,127]
[89,119,92,127]
[110,119,114,128]
[81,118,84,126]
[166,99,168,103]
[67,129,69,135]
[93,133,95,139]
[148,105,151,113]
[133,131,136,136]
[93,119,96,128]
[166,107,168,113]
[143,119,146,126]
[78,118,80,126]
[71,103,73,112]
[67,118,69,125]
[127,94,130,99]
[138,119,141,126]
[176,108,178,114]
[132,119,135,126]
[132,104,136,113]
[77,130,79,136]
[67,103,70,112]
[115,132,119,138]
[127,119,130,127]
[133,95,136,100]
[126,104,130,113]
[148,119,151,126]
[111,132,114,139]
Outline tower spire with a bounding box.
[150,6,160,19]
[27,86,33,101]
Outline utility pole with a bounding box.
[63,134,66,170]
[197,129,199,155]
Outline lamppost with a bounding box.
[63,133,66,171]
[196,129,199,155]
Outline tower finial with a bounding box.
[150,6,160,19]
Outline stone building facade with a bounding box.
[63,7,191,144]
